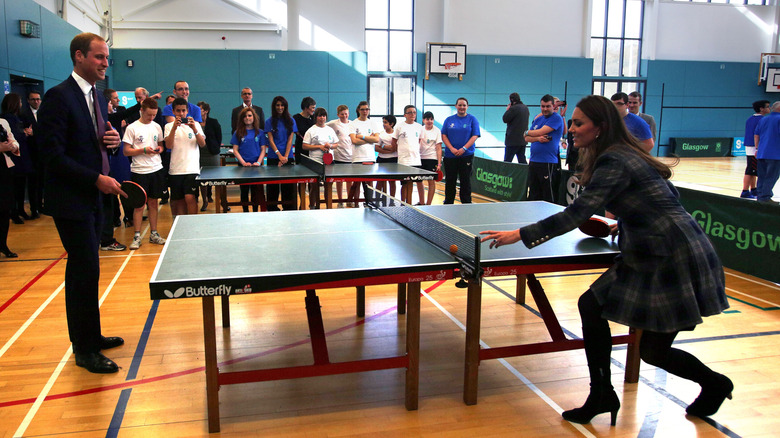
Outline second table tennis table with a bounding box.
[150,192,634,432]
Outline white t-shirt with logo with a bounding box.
[164,121,203,175]
[327,120,353,162]
[393,121,424,166]
[350,118,378,162]
[421,125,442,160]
[123,120,164,174]
[377,131,397,159]
[302,125,338,160]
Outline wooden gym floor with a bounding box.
[0,157,778,437]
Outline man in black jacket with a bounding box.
[231,87,264,133]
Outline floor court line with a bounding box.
[0,252,66,314]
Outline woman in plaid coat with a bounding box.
[481,95,731,426]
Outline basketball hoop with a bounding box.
[444,62,461,78]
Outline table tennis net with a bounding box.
[365,186,481,279]
[299,155,325,179]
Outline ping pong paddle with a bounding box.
[322,151,334,165]
[121,181,147,210]
[436,169,443,182]
[578,217,610,238]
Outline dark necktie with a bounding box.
[91,86,110,175]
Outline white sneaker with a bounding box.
[149,233,166,245]
[129,235,142,250]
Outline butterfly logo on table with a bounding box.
[164,287,185,298]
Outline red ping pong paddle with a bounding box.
[578,217,610,238]
[436,169,443,182]
[121,181,147,210]
[362,162,374,165]
[322,151,334,165]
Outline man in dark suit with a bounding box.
[38,32,125,374]
[231,87,265,133]
[20,91,42,218]
[123,87,163,126]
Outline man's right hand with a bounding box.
[96,174,124,196]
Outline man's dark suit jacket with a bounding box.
[231,104,265,133]
[20,107,39,164]
[38,75,108,220]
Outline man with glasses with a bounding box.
[231,87,265,133]
[21,91,43,218]
[628,91,656,141]
[162,81,202,124]
[611,92,654,152]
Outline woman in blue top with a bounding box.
[265,96,298,211]
[231,107,266,212]
[441,97,480,204]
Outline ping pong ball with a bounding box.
[449,244,458,254]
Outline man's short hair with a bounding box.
[422,111,434,120]
[753,100,771,113]
[509,93,521,105]
[174,81,187,91]
[172,97,188,109]
[141,98,158,110]
[70,32,104,65]
[541,94,555,104]
[404,105,416,114]
[28,91,41,99]
[628,91,643,101]
[313,107,328,119]
[771,101,780,112]
[136,87,149,97]
[301,96,316,110]
[103,89,116,100]
[197,101,210,112]
[337,104,349,114]
[611,92,629,104]
[165,95,175,104]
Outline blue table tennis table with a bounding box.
[197,155,436,211]
[149,192,634,432]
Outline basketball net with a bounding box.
[444,62,461,78]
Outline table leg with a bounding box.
[515,274,526,305]
[356,286,365,317]
[215,186,224,214]
[625,327,642,383]
[220,295,230,328]
[405,282,420,410]
[325,182,333,209]
[526,274,566,342]
[298,183,307,210]
[202,296,220,433]
[397,283,406,315]
[305,290,330,365]
[463,278,482,405]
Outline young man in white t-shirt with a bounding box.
[348,101,380,204]
[164,97,205,216]
[122,98,166,250]
[421,111,443,205]
[392,105,424,204]
[303,107,338,208]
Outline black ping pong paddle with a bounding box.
[322,151,334,165]
[121,181,147,210]
[578,217,610,238]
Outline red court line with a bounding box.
[0,252,67,315]
[0,280,444,408]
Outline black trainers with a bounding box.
[100,240,127,251]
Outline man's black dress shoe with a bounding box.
[29,212,40,219]
[19,211,32,220]
[11,216,23,225]
[75,352,119,374]
[100,336,124,350]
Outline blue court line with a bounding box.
[105,300,160,437]
[482,278,744,438]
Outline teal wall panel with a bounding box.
[0,0,7,70]
[41,9,76,82]
[5,0,42,76]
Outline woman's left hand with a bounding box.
[479,230,522,249]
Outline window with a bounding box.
[667,0,767,4]
[366,0,416,118]
[591,0,646,99]
[365,0,414,72]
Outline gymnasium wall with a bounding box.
[0,0,80,91]
[110,48,368,145]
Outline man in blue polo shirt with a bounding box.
[162,80,202,124]
[524,94,563,202]
[754,101,780,205]
[611,92,653,152]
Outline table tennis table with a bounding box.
[197,155,436,212]
[149,190,635,432]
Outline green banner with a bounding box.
[670,137,732,157]
[678,187,780,284]
[470,156,529,201]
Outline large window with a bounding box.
[366,0,416,118]
[591,0,644,78]
[365,0,414,72]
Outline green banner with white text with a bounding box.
[677,187,780,283]
[470,156,529,201]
